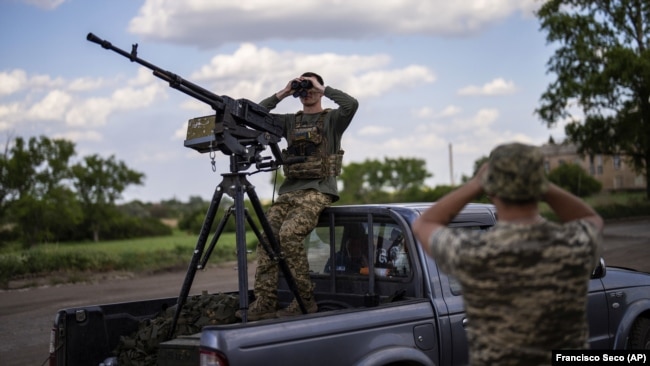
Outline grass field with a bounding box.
[0,230,257,288]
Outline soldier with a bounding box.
[236,72,358,321]
[413,142,603,365]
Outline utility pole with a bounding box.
[449,143,454,186]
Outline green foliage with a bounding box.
[548,163,602,197]
[177,197,264,235]
[0,230,248,288]
[421,185,457,202]
[1,136,82,247]
[535,0,650,198]
[0,135,148,246]
[72,154,145,242]
[594,201,650,220]
[338,157,432,203]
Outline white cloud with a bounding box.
[53,130,103,143]
[129,68,159,87]
[65,83,167,127]
[64,97,113,127]
[413,105,462,120]
[0,70,28,96]
[470,108,500,129]
[0,66,170,134]
[0,103,22,132]
[458,78,517,96]
[187,43,435,103]
[68,77,106,92]
[27,90,73,121]
[439,105,462,118]
[347,66,436,98]
[22,0,66,10]
[129,0,540,47]
[0,69,68,96]
[358,125,393,136]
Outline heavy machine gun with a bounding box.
[86,32,283,172]
[86,33,308,337]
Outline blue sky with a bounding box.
[0,0,569,203]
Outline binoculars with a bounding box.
[291,80,313,98]
[291,79,313,90]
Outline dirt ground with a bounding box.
[0,217,648,366]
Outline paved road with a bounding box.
[599,217,650,273]
[1,218,648,366]
[0,262,257,366]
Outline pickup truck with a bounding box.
[49,202,650,366]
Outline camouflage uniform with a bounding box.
[428,142,602,366]
[244,84,358,319]
[254,189,331,306]
[430,221,600,365]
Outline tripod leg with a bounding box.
[232,180,251,322]
[244,209,277,262]
[199,206,234,269]
[246,185,308,314]
[167,184,225,339]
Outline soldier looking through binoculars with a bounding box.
[236,72,359,321]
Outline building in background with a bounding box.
[540,143,646,192]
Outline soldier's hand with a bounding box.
[474,162,488,182]
[301,75,325,93]
[276,78,299,100]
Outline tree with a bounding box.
[339,157,432,203]
[1,136,82,246]
[382,157,432,192]
[536,0,650,199]
[548,163,602,197]
[71,154,145,242]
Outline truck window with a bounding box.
[305,220,412,279]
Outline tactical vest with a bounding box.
[282,108,344,179]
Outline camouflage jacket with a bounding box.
[429,219,601,366]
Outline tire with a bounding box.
[628,317,650,349]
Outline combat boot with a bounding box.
[235,298,277,321]
[276,297,318,318]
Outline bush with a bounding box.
[594,201,650,219]
[548,163,602,197]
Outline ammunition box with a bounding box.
[184,115,217,153]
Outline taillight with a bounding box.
[199,348,229,366]
[49,327,57,366]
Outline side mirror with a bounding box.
[591,257,606,279]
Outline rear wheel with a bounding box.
[628,317,650,349]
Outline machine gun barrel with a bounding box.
[86,33,225,110]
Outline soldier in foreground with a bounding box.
[413,142,603,365]
[237,72,358,321]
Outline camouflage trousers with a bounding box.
[253,189,332,305]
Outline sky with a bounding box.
[0,0,570,203]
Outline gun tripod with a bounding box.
[168,158,307,338]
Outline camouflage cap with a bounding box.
[481,142,549,201]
